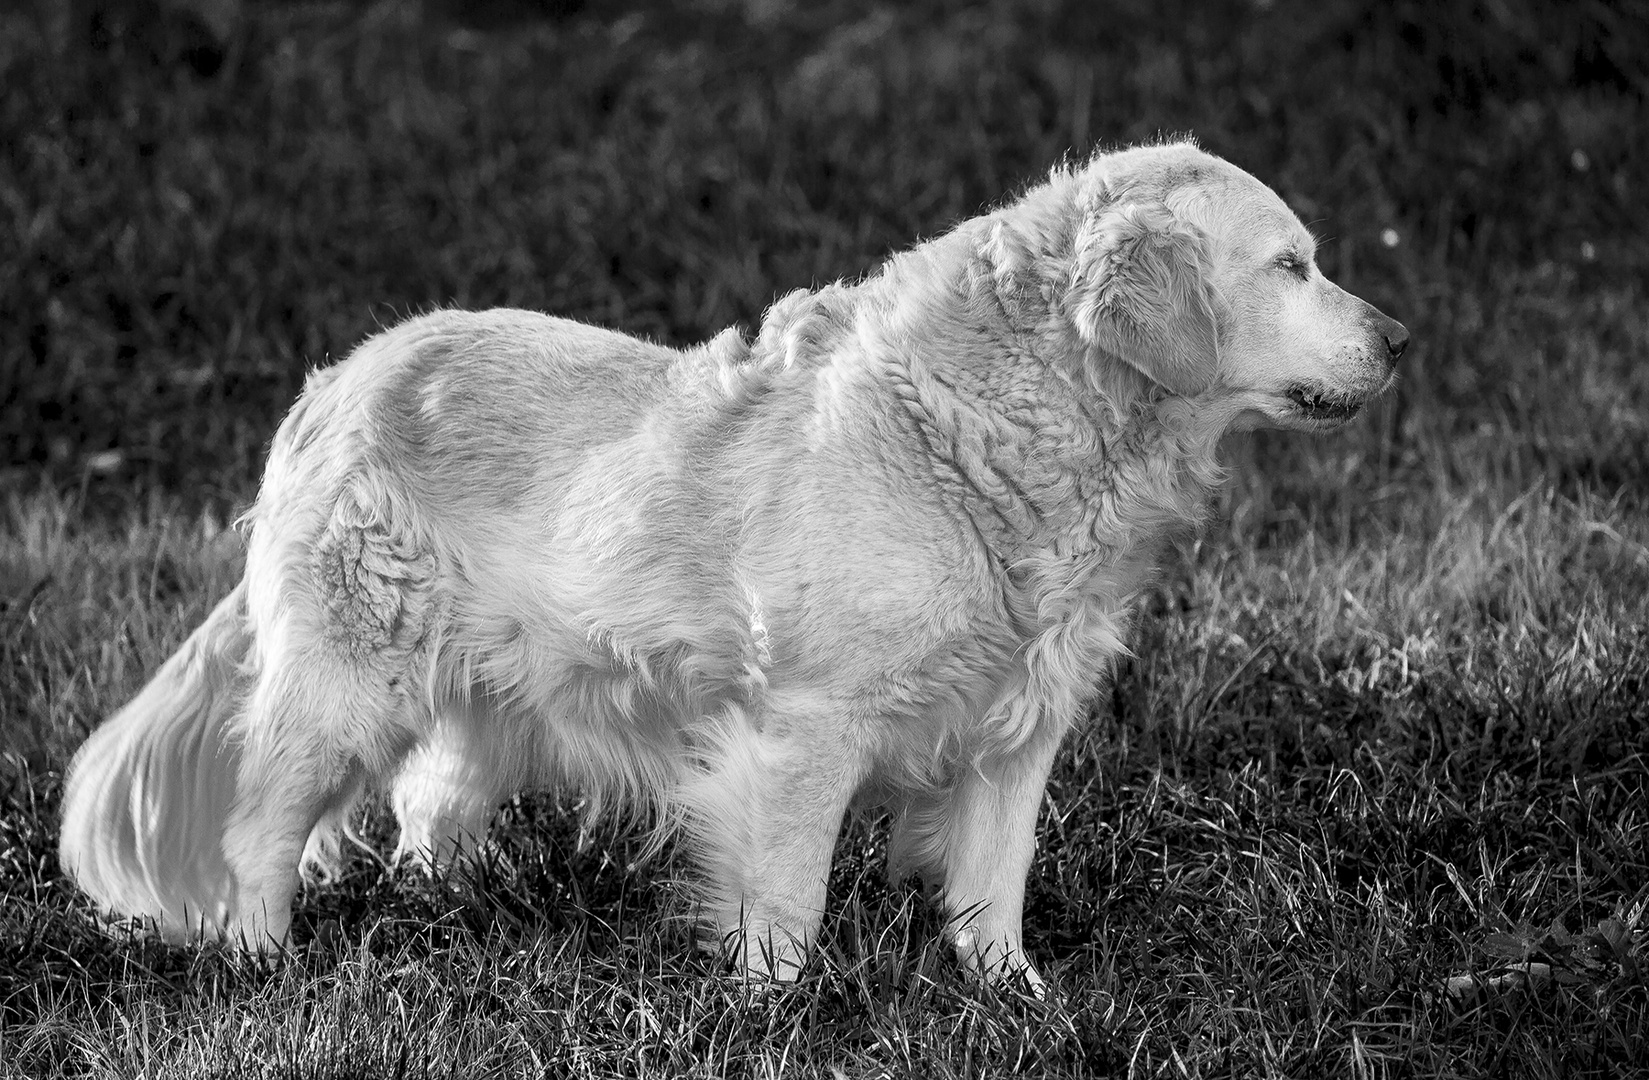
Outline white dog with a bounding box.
[59,142,1406,987]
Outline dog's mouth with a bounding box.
[1287,385,1364,424]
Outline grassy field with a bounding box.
[3,0,1648,1075]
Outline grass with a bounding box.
[2,0,1648,1075]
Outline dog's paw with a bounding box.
[299,827,349,885]
[953,926,1050,998]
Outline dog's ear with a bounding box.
[1069,201,1222,396]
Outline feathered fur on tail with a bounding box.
[58,580,253,940]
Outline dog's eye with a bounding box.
[1275,253,1310,280]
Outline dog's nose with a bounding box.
[1385,322,1410,363]
[1363,306,1408,367]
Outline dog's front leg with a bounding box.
[682,699,866,983]
[934,721,1066,992]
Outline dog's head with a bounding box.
[1066,143,1407,431]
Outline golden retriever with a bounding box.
[59,141,1406,988]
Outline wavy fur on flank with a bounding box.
[59,142,1407,986]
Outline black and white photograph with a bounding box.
[1,0,1645,1075]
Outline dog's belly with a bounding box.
[431,546,1026,811]
[430,573,757,801]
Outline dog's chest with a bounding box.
[968,426,1219,738]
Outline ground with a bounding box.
[1,1,1646,1076]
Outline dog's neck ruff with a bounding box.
[859,197,1228,582]
[848,226,1231,754]
[897,343,1223,580]
[741,204,1233,753]
[867,243,1228,581]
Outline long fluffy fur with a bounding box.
[58,581,250,938]
[59,142,1405,981]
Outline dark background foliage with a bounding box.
[2,0,1642,508]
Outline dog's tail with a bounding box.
[58,579,253,940]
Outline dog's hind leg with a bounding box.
[299,774,372,884]
[223,482,436,950]
[391,701,514,869]
[678,694,868,981]
[218,662,388,950]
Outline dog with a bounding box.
[59,141,1406,987]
